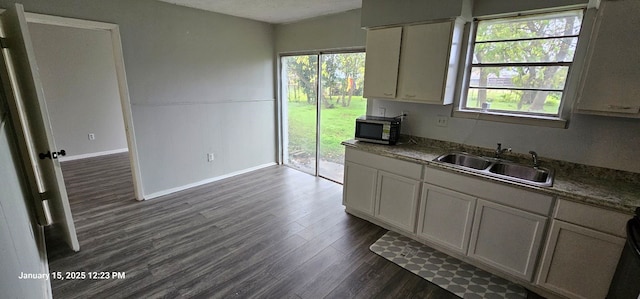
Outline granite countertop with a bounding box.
[342,138,640,214]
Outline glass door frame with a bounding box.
[278,49,365,183]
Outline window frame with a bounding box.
[454,8,593,128]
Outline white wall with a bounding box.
[28,23,128,159]
[125,9,275,196]
[0,0,277,196]
[275,9,366,53]
[361,0,466,27]
[0,103,50,298]
[275,7,640,174]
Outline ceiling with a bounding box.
[157,0,362,24]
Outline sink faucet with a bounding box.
[529,151,539,168]
[495,143,511,159]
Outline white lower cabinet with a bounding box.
[342,150,631,299]
[468,199,547,281]
[424,166,551,282]
[342,148,422,234]
[343,162,377,216]
[535,199,628,299]
[375,171,421,232]
[536,220,624,299]
[417,184,476,255]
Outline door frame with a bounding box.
[24,13,145,201]
[277,49,365,181]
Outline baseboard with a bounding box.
[144,162,277,200]
[58,148,129,162]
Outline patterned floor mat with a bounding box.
[370,231,527,299]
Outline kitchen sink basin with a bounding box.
[433,152,554,187]
[489,162,552,184]
[435,153,492,170]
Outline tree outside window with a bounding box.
[463,10,584,116]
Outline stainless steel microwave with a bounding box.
[355,116,401,145]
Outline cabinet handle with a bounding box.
[607,105,633,110]
[383,93,393,96]
[405,94,416,98]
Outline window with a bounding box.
[460,10,584,120]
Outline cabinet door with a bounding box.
[468,199,547,281]
[397,21,453,103]
[576,0,640,115]
[363,27,402,99]
[417,184,476,255]
[343,162,377,216]
[536,220,625,299]
[375,171,421,232]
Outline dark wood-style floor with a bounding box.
[45,153,464,298]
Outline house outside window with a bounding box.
[458,10,584,123]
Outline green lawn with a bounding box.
[287,96,367,163]
[466,98,560,114]
[465,90,561,114]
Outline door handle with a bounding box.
[39,150,66,160]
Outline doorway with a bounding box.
[25,13,143,201]
[280,51,366,183]
[21,13,142,251]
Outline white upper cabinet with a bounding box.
[363,20,463,104]
[575,0,640,117]
[363,27,402,99]
[398,21,461,103]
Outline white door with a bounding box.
[0,4,79,251]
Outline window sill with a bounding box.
[453,109,568,128]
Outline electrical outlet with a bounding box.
[379,107,386,117]
[88,133,95,140]
[207,153,215,162]
[436,116,448,127]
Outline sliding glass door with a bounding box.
[281,52,366,183]
[282,55,318,175]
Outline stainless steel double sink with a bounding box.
[433,152,554,187]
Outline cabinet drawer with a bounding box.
[425,167,553,215]
[345,148,422,180]
[554,199,629,237]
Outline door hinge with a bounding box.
[37,192,53,226]
[0,38,8,49]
